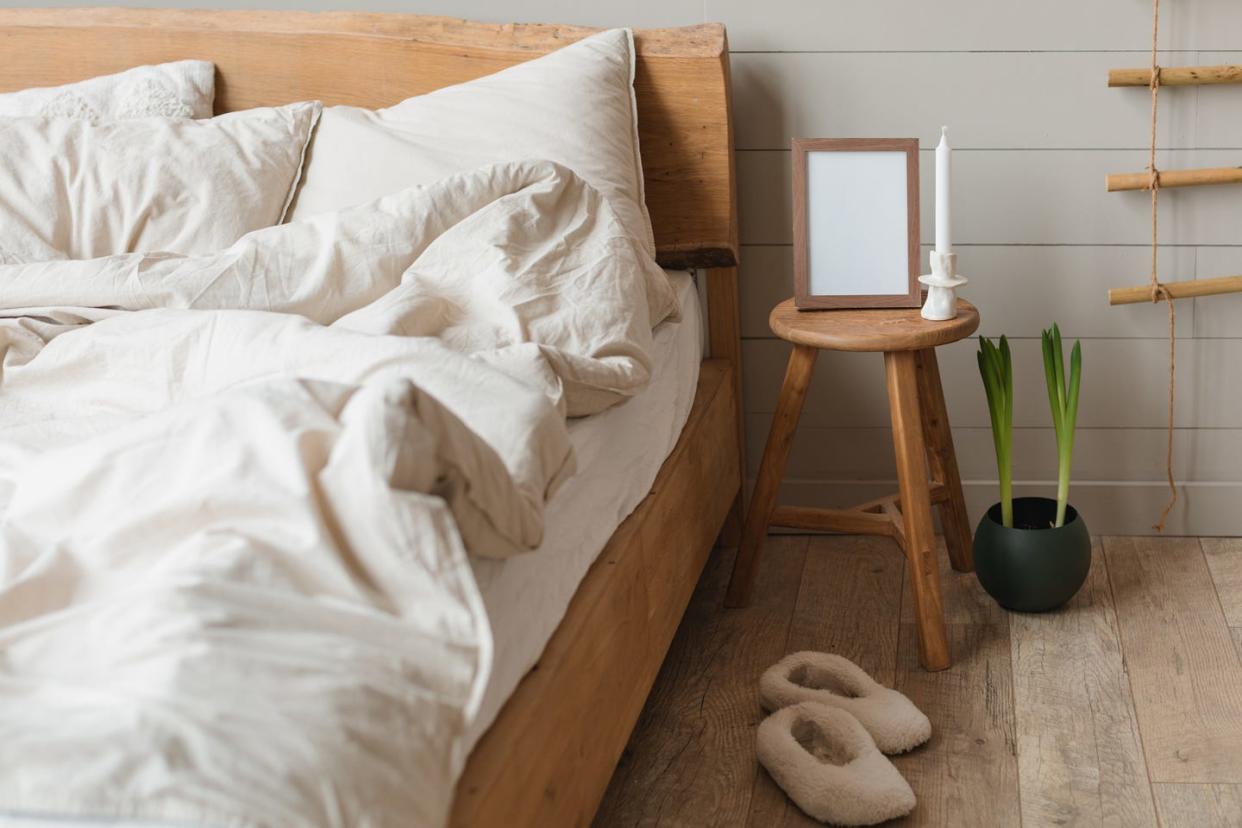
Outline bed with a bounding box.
[0,9,741,827]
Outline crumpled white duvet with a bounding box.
[0,160,676,828]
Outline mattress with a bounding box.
[465,269,704,750]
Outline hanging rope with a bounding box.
[1147,0,1177,532]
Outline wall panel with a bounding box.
[706,0,1242,53]
[742,337,1242,430]
[772,480,1239,537]
[722,11,1241,532]
[739,149,1242,247]
[745,421,1242,484]
[0,0,704,27]
[732,52,1199,151]
[739,244,1199,340]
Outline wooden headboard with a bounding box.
[0,8,738,271]
[0,8,746,488]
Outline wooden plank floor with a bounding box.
[593,536,1242,827]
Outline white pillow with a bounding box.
[0,101,321,262]
[288,28,655,257]
[0,61,214,121]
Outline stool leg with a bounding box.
[914,348,975,572]
[725,344,817,608]
[885,350,951,671]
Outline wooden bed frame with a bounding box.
[0,9,742,826]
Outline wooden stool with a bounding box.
[726,298,980,672]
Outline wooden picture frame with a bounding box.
[792,138,921,310]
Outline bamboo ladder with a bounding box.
[1103,1,1242,530]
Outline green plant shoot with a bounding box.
[977,335,1014,528]
[1041,323,1082,528]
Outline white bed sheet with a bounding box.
[0,270,702,828]
[465,269,703,751]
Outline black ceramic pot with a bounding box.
[973,496,1091,613]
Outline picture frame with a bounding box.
[792,138,921,310]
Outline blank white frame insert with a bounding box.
[792,138,920,309]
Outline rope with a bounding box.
[1147,0,1178,532]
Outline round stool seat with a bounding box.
[769,299,979,352]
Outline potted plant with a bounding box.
[972,325,1091,612]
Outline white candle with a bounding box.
[935,126,952,255]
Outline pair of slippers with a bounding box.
[756,652,931,826]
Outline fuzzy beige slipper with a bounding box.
[760,651,931,754]
[757,702,916,825]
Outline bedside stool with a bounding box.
[726,298,980,671]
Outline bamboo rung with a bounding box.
[1106,166,1242,192]
[1109,64,1242,87]
[1108,275,1242,306]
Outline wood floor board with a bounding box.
[900,538,1004,627]
[1104,536,1242,784]
[789,535,906,685]
[1153,783,1242,827]
[890,621,1021,827]
[1202,538,1242,628]
[1009,538,1158,828]
[592,537,808,827]
[601,534,1242,827]
[744,535,906,827]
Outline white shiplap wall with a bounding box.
[20,0,1241,533]
[722,2,1242,535]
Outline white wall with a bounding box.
[719,1,1242,536]
[18,0,1242,534]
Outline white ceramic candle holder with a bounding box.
[919,251,967,321]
